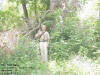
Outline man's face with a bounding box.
[42,25,46,31]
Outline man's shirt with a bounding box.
[36,31,50,42]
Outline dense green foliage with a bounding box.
[47,10,99,61]
[0,37,100,75]
[0,36,49,75]
[0,9,23,31]
[0,0,100,75]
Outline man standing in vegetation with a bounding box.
[35,25,50,62]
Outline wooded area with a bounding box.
[0,0,100,75]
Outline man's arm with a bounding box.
[35,30,41,38]
[47,32,50,48]
[35,33,39,38]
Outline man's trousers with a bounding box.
[40,42,48,62]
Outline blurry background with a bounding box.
[0,0,100,75]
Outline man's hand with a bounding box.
[47,40,50,48]
[35,30,41,38]
[47,44,49,48]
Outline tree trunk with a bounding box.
[21,0,28,19]
[34,0,39,23]
[21,0,30,28]
[50,0,61,10]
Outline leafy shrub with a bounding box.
[0,36,49,75]
[0,8,23,31]
[48,9,98,60]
